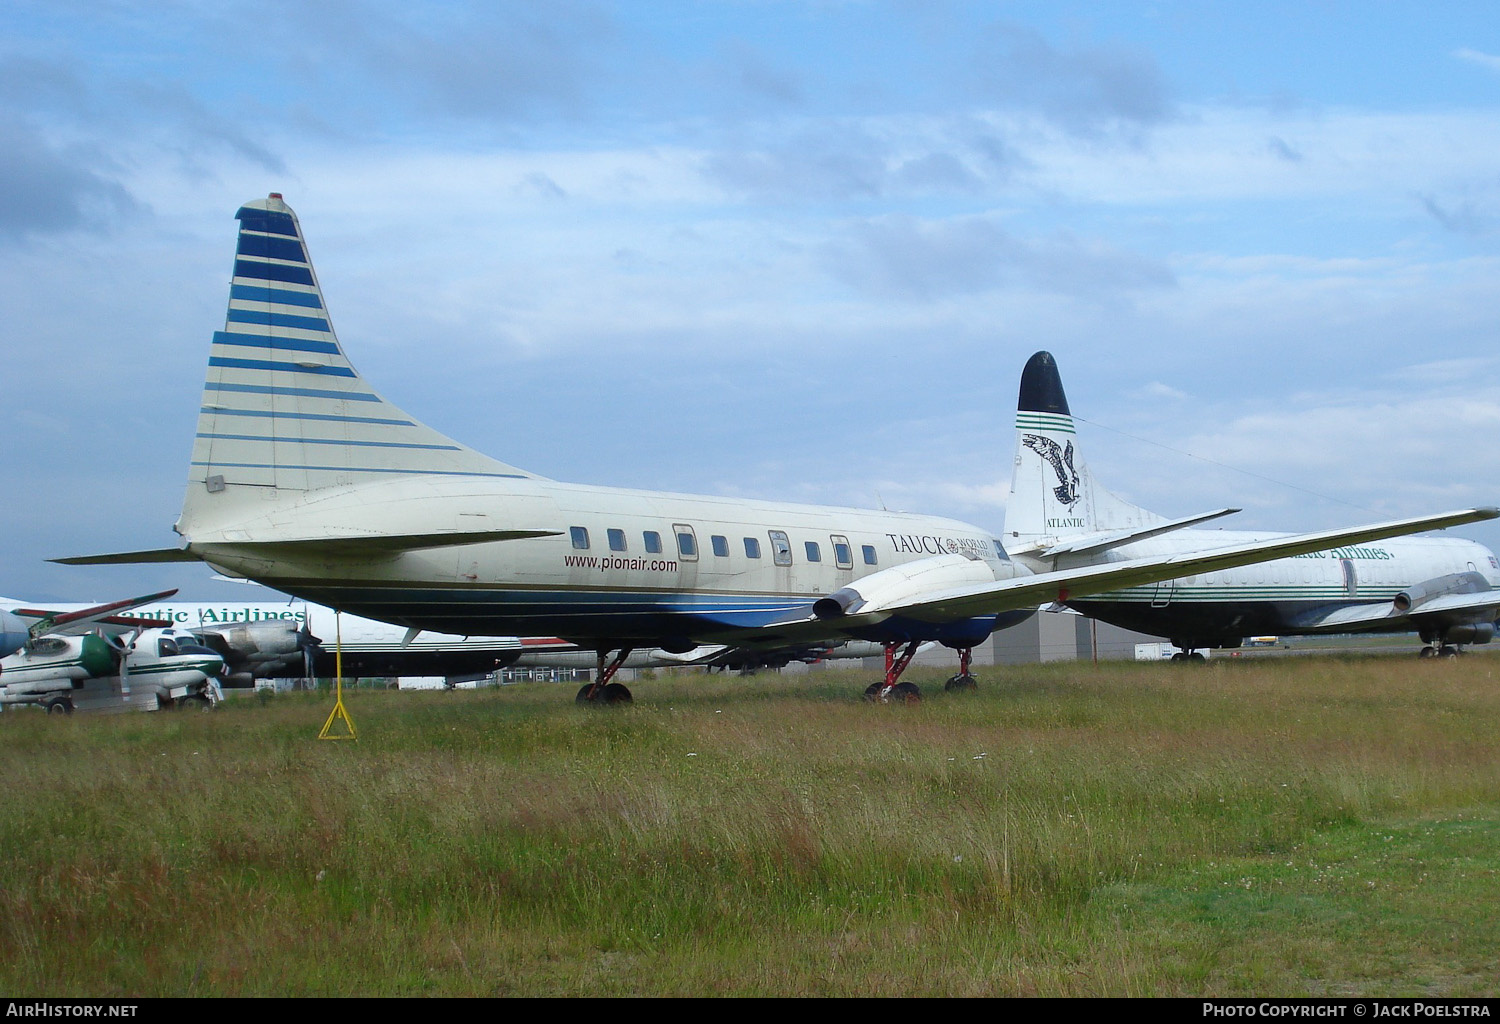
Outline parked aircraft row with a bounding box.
[0,589,894,713]
[49,193,1499,704]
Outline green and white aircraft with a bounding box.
[1005,352,1500,659]
[0,592,225,714]
[57,195,1498,700]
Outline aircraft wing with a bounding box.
[11,589,180,641]
[813,508,1499,629]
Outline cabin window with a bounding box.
[805,541,822,563]
[769,530,792,566]
[711,535,729,557]
[644,531,662,554]
[862,544,878,566]
[675,524,698,560]
[570,526,589,550]
[744,537,761,559]
[608,528,627,552]
[831,535,853,569]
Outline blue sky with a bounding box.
[4,0,1500,603]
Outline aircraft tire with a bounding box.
[1189,652,1207,662]
[575,684,597,704]
[602,682,633,705]
[944,674,978,693]
[891,681,921,703]
[45,697,73,716]
[1419,647,1436,658]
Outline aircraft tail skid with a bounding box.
[181,193,538,539]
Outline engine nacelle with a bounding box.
[192,620,306,678]
[1393,571,1490,613]
[1444,622,1494,645]
[814,553,1003,620]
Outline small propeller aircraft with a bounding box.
[0,590,226,715]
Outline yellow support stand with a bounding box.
[318,609,358,741]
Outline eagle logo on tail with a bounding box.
[1022,434,1080,507]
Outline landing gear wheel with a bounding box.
[863,682,885,702]
[44,697,73,716]
[577,682,634,704]
[1189,652,1206,662]
[891,681,921,703]
[944,674,977,692]
[1419,646,1436,659]
[1440,646,1460,658]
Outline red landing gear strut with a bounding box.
[576,648,635,705]
[864,640,923,703]
[945,647,978,692]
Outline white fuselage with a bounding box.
[1046,530,1500,645]
[193,476,1021,647]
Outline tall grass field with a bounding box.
[2,656,1497,996]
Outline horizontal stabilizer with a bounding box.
[50,548,201,565]
[1035,508,1241,559]
[230,528,563,555]
[54,529,562,565]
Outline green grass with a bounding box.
[2,656,1498,996]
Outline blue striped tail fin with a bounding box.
[182,194,537,534]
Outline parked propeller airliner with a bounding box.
[1006,352,1500,658]
[56,195,1499,701]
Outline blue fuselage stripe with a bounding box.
[209,357,356,377]
[226,309,332,332]
[234,260,315,286]
[204,383,381,402]
[196,433,462,451]
[213,331,341,356]
[229,284,323,309]
[198,407,416,426]
[237,234,307,262]
[191,462,526,477]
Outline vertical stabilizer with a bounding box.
[1005,351,1163,551]
[181,194,537,535]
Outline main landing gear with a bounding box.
[945,647,978,692]
[1418,645,1462,659]
[863,643,980,702]
[576,649,634,705]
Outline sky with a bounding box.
[4,0,1500,604]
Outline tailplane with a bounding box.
[181,194,538,537]
[1005,351,1170,556]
